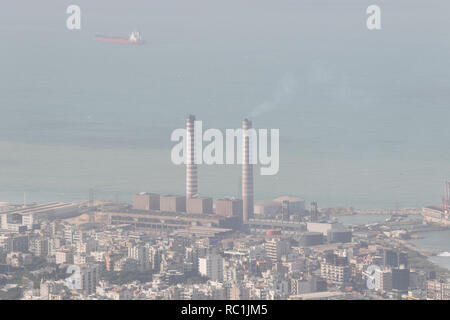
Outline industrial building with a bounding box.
[306,222,345,236]
[273,196,306,215]
[215,198,243,219]
[0,202,80,231]
[187,197,213,214]
[133,193,160,211]
[254,201,281,216]
[247,218,307,236]
[254,196,306,217]
[95,209,238,238]
[160,195,186,213]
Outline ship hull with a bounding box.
[94,35,143,45]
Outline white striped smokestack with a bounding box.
[242,118,254,223]
[186,114,198,199]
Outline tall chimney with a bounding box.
[242,118,254,223]
[186,115,198,200]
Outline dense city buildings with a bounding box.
[0,116,448,301]
[0,195,446,300]
[427,279,450,300]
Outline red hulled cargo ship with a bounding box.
[94,31,144,45]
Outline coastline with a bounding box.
[334,211,450,277]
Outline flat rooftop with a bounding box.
[1,202,79,216]
[105,208,228,221]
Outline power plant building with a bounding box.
[133,192,160,211]
[254,201,282,216]
[254,197,306,217]
[187,197,213,214]
[273,196,306,215]
[160,195,186,213]
[306,222,345,236]
[215,198,243,219]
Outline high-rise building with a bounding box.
[242,119,254,223]
[198,255,223,282]
[6,235,29,253]
[281,200,290,220]
[383,249,408,268]
[321,253,350,284]
[79,264,101,295]
[186,115,198,200]
[128,245,151,272]
[392,268,410,291]
[320,263,351,284]
[55,250,74,264]
[374,269,393,293]
[150,248,162,273]
[265,238,290,263]
[310,201,318,222]
[29,237,49,257]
